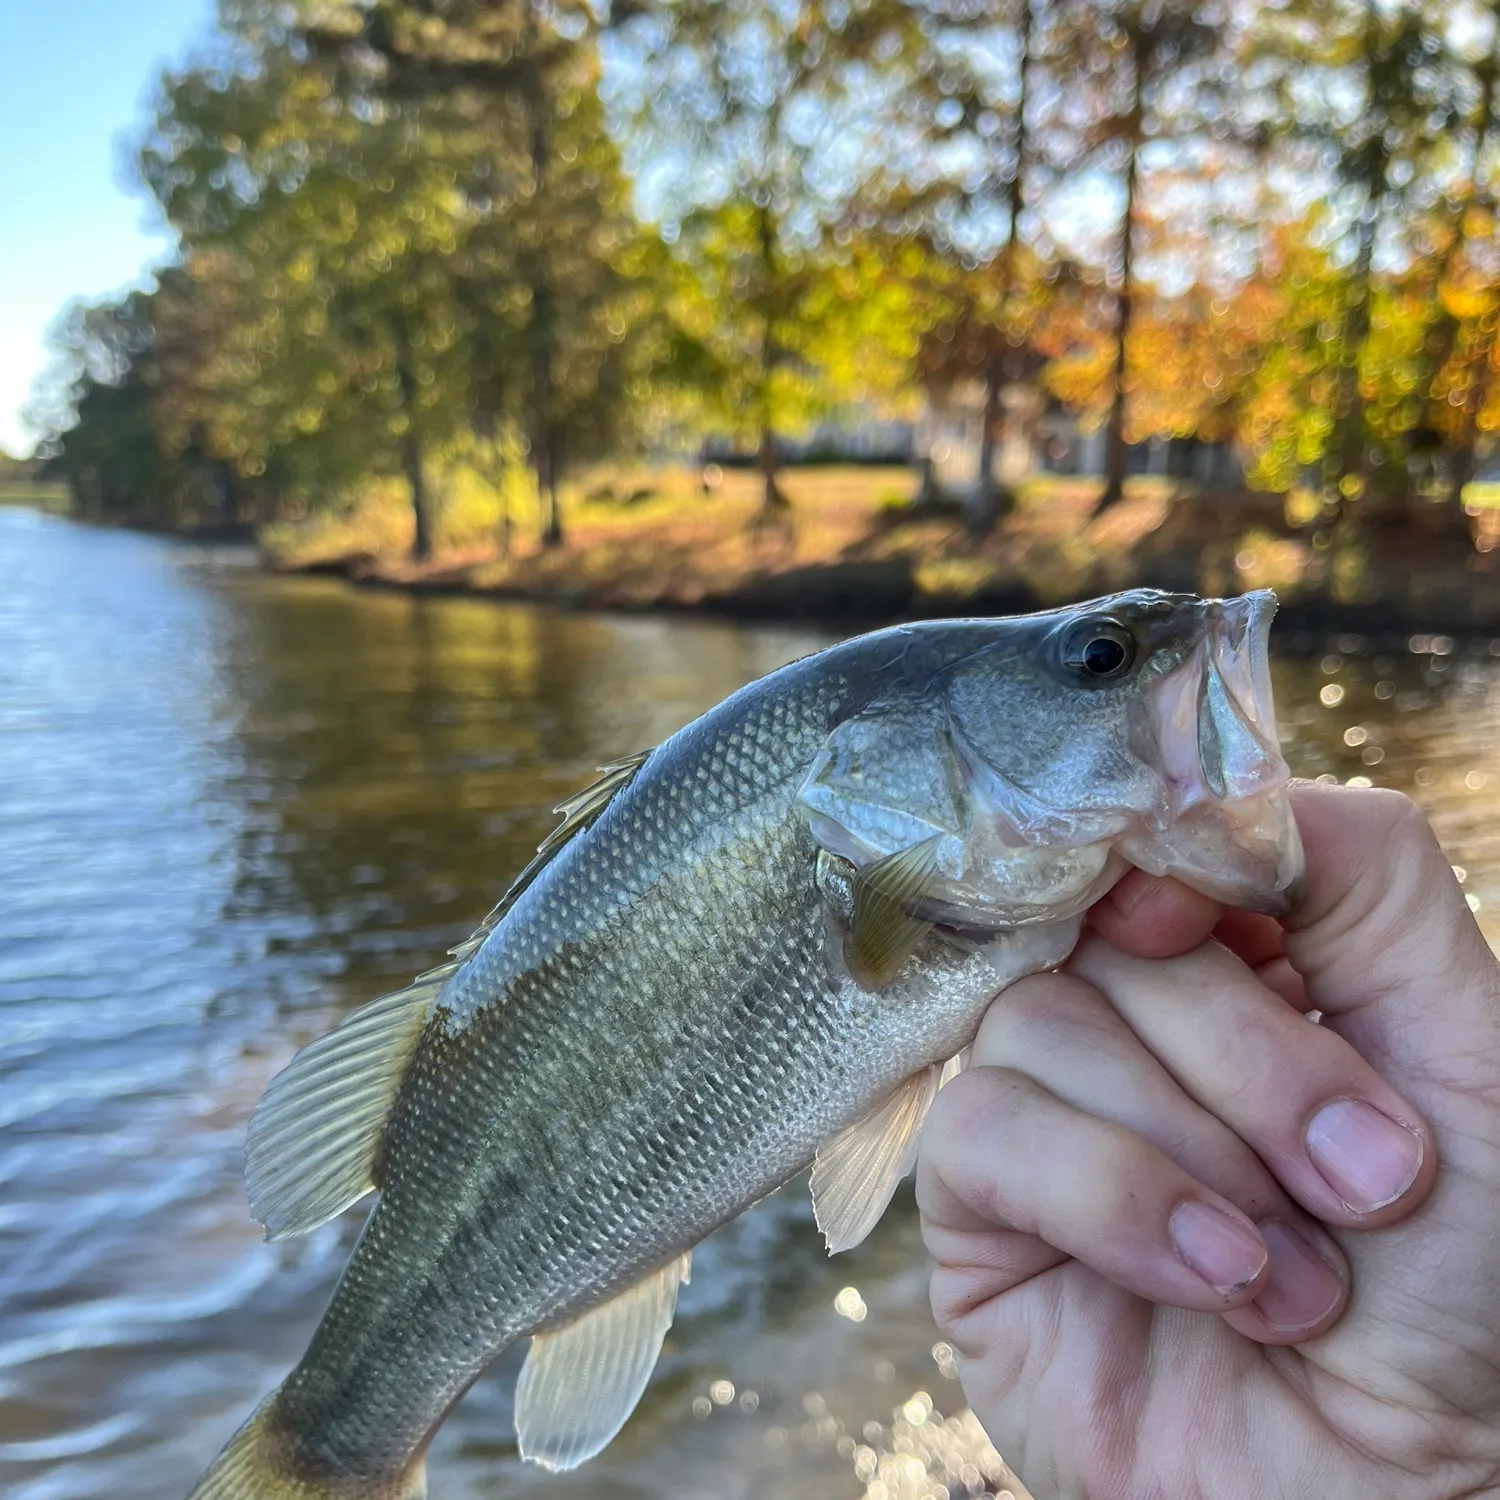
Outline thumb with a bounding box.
[1282,783,1500,1082]
[1279,787,1500,1424]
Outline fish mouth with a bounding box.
[1125,590,1306,915]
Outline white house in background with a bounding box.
[698,385,1243,488]
[698,412,916,466]
[919,381,1243,493]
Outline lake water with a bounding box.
[4,509,1500,1500]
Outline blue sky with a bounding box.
[0,0,216,455]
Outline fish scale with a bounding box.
[189,593,1303,1499]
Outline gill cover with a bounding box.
[796,688,1125,928]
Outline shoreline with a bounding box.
[25,499,1500,655]
[279,546,1500,657]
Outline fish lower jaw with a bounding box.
[1117,789,1305,916]
[919,845,1131,935]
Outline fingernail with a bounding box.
[1169,1200,1268,1296]
[1253,1221,1344,1331]
[1306,1099,1422,1213]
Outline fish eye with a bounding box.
[1059,618,1138,682]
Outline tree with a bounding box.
[1251,0,1463,516]
[870,0,1049,526]
[613,0,924,525]
[302,0,651,549]
[33,267,255,528]
[1049,0,1234,513]
[1424,4,1500,507]
[137,9,481,556]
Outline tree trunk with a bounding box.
[912,446,941,508]
[755,422,789,526]
[749,197,792,531]
[208,459,236,527]
[1444,47,1500,517]
[1094,26,1144,517]
[391,327,433,560]
[1324,5,1391,517]
[399,421,432,562]
[522,0,562,549]
[537,434,563,549]
[974,0,1033,527]
[969,366,1004,531]
[1326,198,1380,509]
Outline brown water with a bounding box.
[3,509,1499,1500]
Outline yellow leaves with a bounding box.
[286,248,318,285]
[1441,283,1497,322]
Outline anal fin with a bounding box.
[516,1251,692,1471]
[811,1065,941,1254]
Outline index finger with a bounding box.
[1089,867,1308,1007]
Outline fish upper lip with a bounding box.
[1208,589,1279,743]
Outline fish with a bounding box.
[189,587,1304,1499]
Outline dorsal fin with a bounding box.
[450,748,654,965]
[244,749,653,1242]
[245,978,436,1241]
[541,751,653,857]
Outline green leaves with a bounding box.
[34,0,1500,547]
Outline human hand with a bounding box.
[916,784,1500,1500]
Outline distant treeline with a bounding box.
[28,0,1500,554]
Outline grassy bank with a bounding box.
[0,481,69,512]
[258,463,1500,641]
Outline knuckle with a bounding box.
[974,972,1107,1064]
[927,1064,1030,1145]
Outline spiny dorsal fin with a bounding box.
[811,1066,941,1254]
[245,749,653,1243]
[448,749,654,968]
[540,751,653,858]
[844,835,942,990]
[516,1251,692,1471]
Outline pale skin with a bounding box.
[916,782,1500,1500]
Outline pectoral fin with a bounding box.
[516,1252,692,1471]
[844,836,942,990]
[811,1065,941,1254]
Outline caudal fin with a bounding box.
[188,1393,426,1500]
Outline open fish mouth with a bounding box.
[1125,590,1305,913]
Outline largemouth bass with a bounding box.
[190,589,1304,1499]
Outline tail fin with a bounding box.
[188,1394,426,1500]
